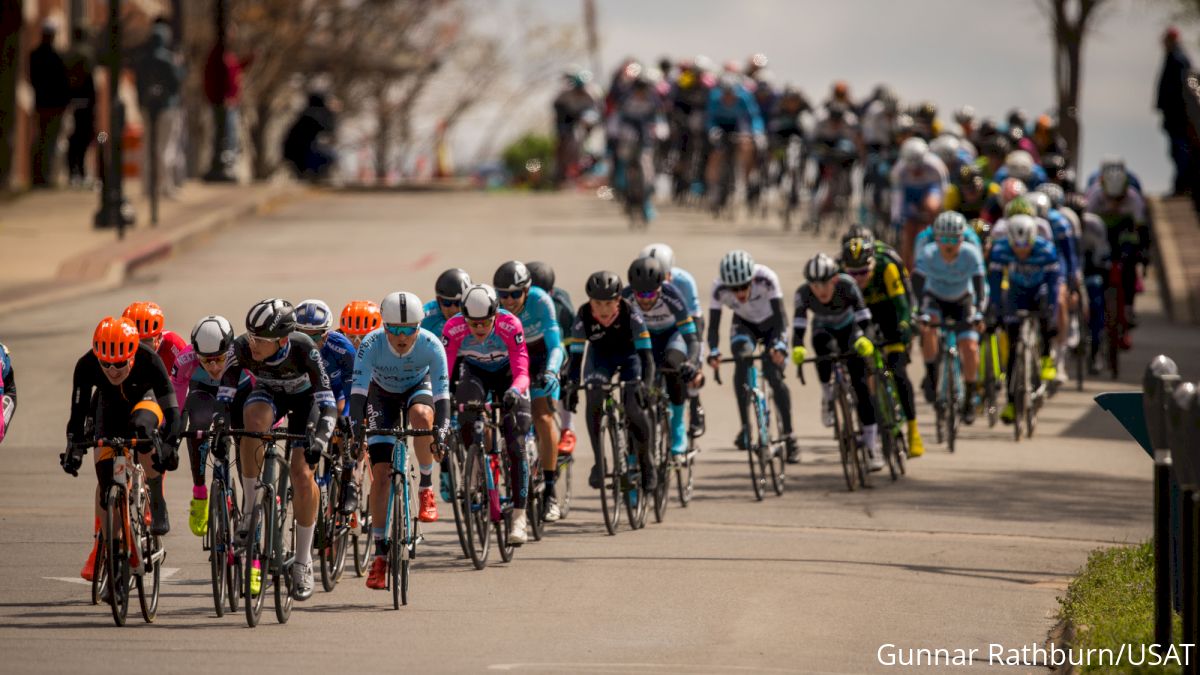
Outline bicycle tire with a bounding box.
[944,351,958,454]
[982,336,999,429]
[462,446,490,570]
[273,483,294,625]
[876,381,900,481]
[1104,286,1120,380]
[136,533,160,623]
[494,447,516,562]
[676,448,695,506]
[209,478,228,616]
[832,385,856,492]
[105,485,129,626]
[652,403,670,523]
[556,454,572,519]
[390,472,406,609]
[842,386,869,489]
[598,413,621,536]
[745,393,766,501]
[768,442,785,496]
[448,442,470,557]
[91,525,108,606]
[243,499,267,628]
[527,439,544,542]
[623,421,648,530]
[352,462,372,576]
[1011,341,1025,443]
[318,486,336,593]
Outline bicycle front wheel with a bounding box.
[832,387,856,492]
[209,478,229,616]
[461,447,491,570]
[389,472,409,609]
[744,394,766,501]
[91,522,109,607]
[447,442,470,557]
[317,485,338,593]
[652,406,670,523]
[243,500,268,628]
[943,354,958,454]
[136,533,160,623]
[556,453,573,519]
[105,486,129,626]
[598,415,622,536]
[272,488,294,625]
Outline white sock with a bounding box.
[821,382,833,403]
[863,424,879,453]
[241,475,257,518]
[559,409,573,431]
[294,524,315,566]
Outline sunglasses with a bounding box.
[846,267,871,277]
[301,330,328,342]
[100,359,131,371]
[938,236,963,246]
[729,282,752,292]
[438,298,461,308]
[635,289,659,300]
[384,324,419,337]
[467,318,493,329]
[199,354,227,366]
[497,290,525,300]
[248,334,277,345]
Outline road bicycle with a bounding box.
[362,424,431,608]
[458,402,519,568]
[865,345,908,481]
[586,380,648,534]
[799,352,869,491]
[178,418,242,618]
[921,317,966,454]
[715,352,785,500]
[1008,310,1046,442]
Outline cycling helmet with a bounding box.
[982,135,1011,159]
[639,242,675,271]
[92,316,140,364]
[585,270,622,300]
[1004,195,1036,218]
[718,73,740,93]
[841,224,874,246]
[932,211,968,239]
[841,237,873,270]
[339,300,381,337]
[804,253,838,283]
[1027,191,1052,219]
[1007,215,1039,248]
[832,80,849,98]
[917,100,938,120]
[930,134,960,166]
[959,162,984,187]
[1000,177,1027,206]
[1101,164,1129,199]
[955,105,976,125]
[461,284,499,320]
[493,261,532,292]
[247,298,296,338]
[122,301,165,340]
[627,256,665,293]
[1004,150,1035,181]
[380,291,425,325]
[435,268,472,301]
[899,137,928,164]
[1007,108,1028,134]
[969,218,991,239]
[295,299,334,333]
[190,315,234,356]
[1035,181,1066,208]
[718,250,755,287]
[893,113,915,137]
[526,261,555,292]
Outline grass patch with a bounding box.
[1059,541,1184,673]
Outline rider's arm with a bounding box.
[740,89,765,136]
[169,347,196,411]
[498,315,531,394]
[217,338,247,404]
[791,286,810,349]
[565,310,586,385]
[143,345,181,444]
[882,262,912,328]
[441,316,465,384]
[848,281,872,334]
[910,249,928,300]
[1,345,15,424]
[425,333,452,440]
[986,247,1009,308]
[630,305,655,386]
[348,332,376,423]
[665,285,700,362]
[66,353,98,440]
[535,291,565,374]
[706,280,723,354]
[300,337,337,446]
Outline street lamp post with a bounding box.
[93,0,133,236]
[203,0,235,182]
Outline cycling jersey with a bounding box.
[442,310,530,394]
[891,154,949,223]
[566,298,653,384]
[620,282,698,361]
[170,345,252,406]
[351,328,449,401]
[859,100,893,146]
[988,237,1063,299]
[156,330,188,377]
[419,300,452,338]
[670,267,702,318]
[511,286,564,374]
[992,164,1048,188]
[792,274,871,343]
[319,330,356,407]
[217,333,335,409]
[854,253,912,346]
[708,263,784,327]
[944,181,1000,220]
[1085,187,1148,229]
[913,241,988,307]
[706,85,765,136]
[1046,207,1080,282]
[0,342,14,436]
[68,342,180,443]
[989,216,1055,248]
[1079,212,1112,276]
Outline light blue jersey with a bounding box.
[420,299,452,338]
[352,328,450,401]
[670,267,702,317]
[512,286,564,372]
[914,240,987,304]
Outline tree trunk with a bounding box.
[1060,39,1082,168]
[250,99,275,180]
[0,3,22,189]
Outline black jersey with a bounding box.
[219,333,333,406]
[792,274,871,343]
[67,342,179,440]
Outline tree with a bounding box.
[1041,0,1111,167]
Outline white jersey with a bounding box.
[710,264,784,325]
[860,100,893,146]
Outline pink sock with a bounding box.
[193,485,207,500]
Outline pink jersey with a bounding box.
[157,330,188,376]
[442,310,530,394]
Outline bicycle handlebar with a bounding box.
[221,429,310,443]
[362,427,435,438]
[711,351,780,386]
[795,351,859,386]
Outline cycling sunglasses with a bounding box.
[248,334,277,345]
[199,354,227,366]
[384,324,419,337]
[635,289,659,300]
[497,290,525,300]
[846,267,871,277]
[100,359,131,371]
[729,281,752,292]
[438,297,461,308]
[467,317,494,328]
[938,235,963,246]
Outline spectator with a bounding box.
[64,27,96,187]
[282,92,337,181]
[1157,26,1192,197]
[202,30,248,182]
[29,18,70,187]
[135,22,183,198]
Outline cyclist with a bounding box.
[640,242,706,438]
[944,164,1000,223]
[1085,162,1150,329]
[552,68,601,186]
[790,253,883,471]
[987,216,1063,423]
[992,149,1046,189]
[219,299,337,601]
[891,137,949,270]
[1028,191,1079,385]
[564,271,656,491]
[808,102,861,227]
[612,72,664,221]
[0,340,14,445]
[421,268,471,339]
[123,301,189,376]
[62,317,181,580]
[1085,156,1144,195]
[442,284,533,544]
[840,232,924,457]
[705,73,766,205]
[170,315,253,537]
[527,261,579,459]
[990,196,1055,254]
[1070,194,1115,369]
[624,256,699,458]
[349,291,451,589]
[339,300,382,350]
[912,212,987,425]
[705,250,796,458]
[493,261,566,522]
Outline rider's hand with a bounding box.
[707,127,723,145]
[853,336,875,357]
[154,441,180,473]
[770,349,786,367]
[706,354,721,371]
[305,437,327,466]
[536,371,560,397]
[753,133,768,154]
[502,388,521,412]
[791,346,807,365]
[678,361,697,384]
[60,445,84,476]
[564,382,580,413]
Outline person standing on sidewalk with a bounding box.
[1156,26,1193,197]
[29,19,70,188]
[135,22,183,199]
[203,32,248,181]
[64,27,97,188]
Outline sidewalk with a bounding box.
[1149,195,1200,324]
[0,179,305,314]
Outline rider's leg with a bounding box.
[238,398,274,523]
[500,391,532,511]
[532,396,559,496]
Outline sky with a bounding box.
[452,0,1191,193]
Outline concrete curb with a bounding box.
[0,185,305,315]
[1148,196,1197,325]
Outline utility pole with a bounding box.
[203,0,235,182]
[93,0,133,236]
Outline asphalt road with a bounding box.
[0,191,1188,674]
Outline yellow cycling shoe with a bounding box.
[189,497,209,537]
[906,420,924,458]
[249,562,262,596]
[1001,403,1016,424]
[1039,356,1057,383]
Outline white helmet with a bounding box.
[1004,150,1035,181]
[461,284,499,320]
[929,134,960,166]
[718,250,755,287]
[1027,191,1051,219]
[1007,214,1039,248]
[803,253,838,283]
[639,243,675,271]
[900,137,928,164]
[380,291,424,325]
[295,299,333,332]
[190,315,234,357]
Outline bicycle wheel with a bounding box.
[982,338,999,429]
[494,450,516,562]
[91,526,108,606]
[842,388,868,489]
[744,394,766,501]
[318,484,337,592]
[676,447,695,506]
[768,440,785,496]
[136,533,160,623]
[209,478,229,616]
[623,427,648,530]
[652,405,670,523]
[105,486,129,626]
[273,486,294,625]
[243,499,268,628]
[447,442,470,557]
[880,402,900,482]
[461,446,491,570]
[527,471,544,543]
[352,459,372,576]
[943,354,957,454]
[832,386,856,492]
[389,473,408,609]
[1104,286,1120,380]
[556,453,573,519]
[598,414,622,536]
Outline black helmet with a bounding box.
[804,253,838,283]
[627,256,665,293]
[585,270,622,300]
[493,261,532,292]
[841,237,873,270]
[435,268,471,301]
[246,298,295,338]
[841,223,874,247]
[526,261,555,292]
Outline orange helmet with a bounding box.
[340,300,381,336]
[122,301,165,340]
[92,317,140,363]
